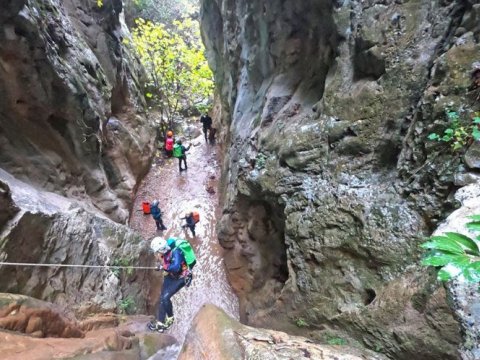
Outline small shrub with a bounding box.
[295,317,309,328]
[428,109,480,151]
[118,296,135,314]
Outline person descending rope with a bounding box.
[148,237,195,332]
[181,211,200,237]
[165,130,174,157]
[150,200,167,231]
[173,139,191,172]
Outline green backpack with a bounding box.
[168,238,196,269]
[173,144,182,158]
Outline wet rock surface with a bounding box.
[0,170,150,316]
[129,132,239,344]
[0,294,177,360]
[0,0,155,223]
[200,0,480,358]
[179,304,388,360]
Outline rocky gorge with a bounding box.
[0,0,479,359]
[200,0,480,359]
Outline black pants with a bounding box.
[183,224,196,237]
[202,127,210,142]
[178,155,187,170]
[157,275,185,322]
[154,217,166,230]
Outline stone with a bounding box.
[179,304,388,360]
[464,142,480,169]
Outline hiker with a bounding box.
[150,200,167,231]
[181,211,199,237]
[148,237,193,332]
[173,139,191,172]
[199,113,212,143]
[165,130,174,157]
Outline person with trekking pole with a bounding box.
[148,237,194,332]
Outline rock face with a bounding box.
[179,304,388,360]
[0,0,156,320]
[0,170,151,316]
[0,0,155,224]
[201,0,479,358]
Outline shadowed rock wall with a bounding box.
[0,0,155,223]
[0,0,154,316]
[201,0,480,358]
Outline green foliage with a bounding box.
[128,17,213,127]
[255,153,267,170]
[428,110,480,151]
[118,296,135,314]
[327,337,347,346]
[295,317,309,328]
[110,257,134,278]
[97,0,103,7]
[421,215,480,282]
[132,0,197,25]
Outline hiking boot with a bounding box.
[161,226,167,230]
[147,320,168,333]
[164,316,175,327]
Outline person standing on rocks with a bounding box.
[199,113,212,143]
[150,200,167,231]
[165,130,174,157]
[173,139,191,172]
[148,237,191,332]
[180,212,197,237]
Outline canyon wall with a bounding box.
[0,0,155,315]
[201,0,480,358]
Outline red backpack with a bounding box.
[165,137,174,151]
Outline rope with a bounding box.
[0,262,156,270]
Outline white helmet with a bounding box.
[150,237,169,254]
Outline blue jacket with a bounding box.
[150,204,162,220]
[164,248,186,277]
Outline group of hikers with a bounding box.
[164,113,215,172]
[145,114,213,333]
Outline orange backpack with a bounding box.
[192,211,200,223]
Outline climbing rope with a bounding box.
[0,261,156,270]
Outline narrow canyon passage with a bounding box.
[130,129,239,342]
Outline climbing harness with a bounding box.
[0,261,157,270]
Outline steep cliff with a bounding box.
[201,0,480,358]
[0,0,155,223]
[0,0,154,315]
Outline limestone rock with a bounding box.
[0,0,155,224]
[200,0,474,358]
[179,304,387,360]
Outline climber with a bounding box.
[165,130,174,157]
[173,139,191,172]
[148,237,192,332]
[150,200,167,231]
[199,113,212,143]
[180,211,199,237]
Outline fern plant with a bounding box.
[421,215,480,282]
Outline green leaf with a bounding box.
[473,117,480,124]
[466,222,480,231]
[422,254,469,267]
[444,232,480,254]
[437,268,453,281]
[145,92,153,98]
[442,135,452,142]
[428,133,440,140]
[462,262,480,282]
[444,128,454,135]
[472,127,480,141]
[421,236,465,254]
